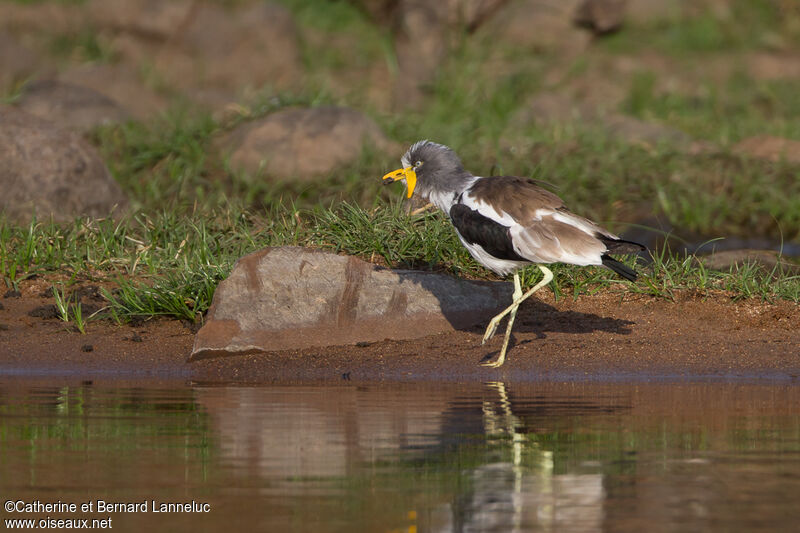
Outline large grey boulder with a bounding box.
[219,106,396,181]
[0,107,128,223]
[190,247,512,360]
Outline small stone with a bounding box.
[15,80,130,133]
[87,0,195,39]
[481,0,591,54]
[732,135,800,165]
[81,344,94,352]
[574,0,626,34]
[0,323,9,331]
[0,107,129,224]
[28,305,59,320]
[601,114,691,147]
[511,92,691,149]
[72,285,104,302]
[130,333,143,343]
[59,64,168,120]
[219,106,396,181]
[0,31,41,89]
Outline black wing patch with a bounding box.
[449,203,527,262]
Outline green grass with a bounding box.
[621,69,800,142]
[601,0,800,55]
[2,202,798,329]
[48,29,115,64]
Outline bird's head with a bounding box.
[382,140,466,198]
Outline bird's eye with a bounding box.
[414,160,423,168]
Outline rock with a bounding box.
[600,114,691,147]
[0,2,82,35]
[747,53,800,81]
[153,2,301,95]
[87,0,195,39]
[59,64,168,119]
[357,0,508,108]
[512,92,691,148]
[512,92,596,125]
[699,250,800,276]
[28,305,59,320]
[190,247,512,360]
[393,2,448,107]
[354,0,507,29]
[15,80,130,133]
[480,0,591,54]
[574,0,627,34]
[732,135,800,164]
[220,106,396,181]
[0,31,42,90]
[0,107,129,223]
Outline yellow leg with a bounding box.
[481,265,554,368]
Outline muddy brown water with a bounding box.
[2,379,800,532]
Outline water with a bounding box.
[2,380,800,532]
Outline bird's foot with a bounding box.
[481,318,502,344]
[480,356,506,368]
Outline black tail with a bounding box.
[597,236,645,281]
[601,254,638,281]
[599,236,646,254]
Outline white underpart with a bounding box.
[510,224,602,266]
[458,238,530,277]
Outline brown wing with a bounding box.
[467,176,564,225]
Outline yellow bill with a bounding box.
[382,167,417,198]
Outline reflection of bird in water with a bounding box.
[474,381,531,532]
[383,141,644,367]
[436,382,606,533]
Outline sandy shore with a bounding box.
[1,279,798,383]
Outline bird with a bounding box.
[382,140,645,368]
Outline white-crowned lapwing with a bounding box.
[382,140,644,367]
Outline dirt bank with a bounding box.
[0,278,798,383]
